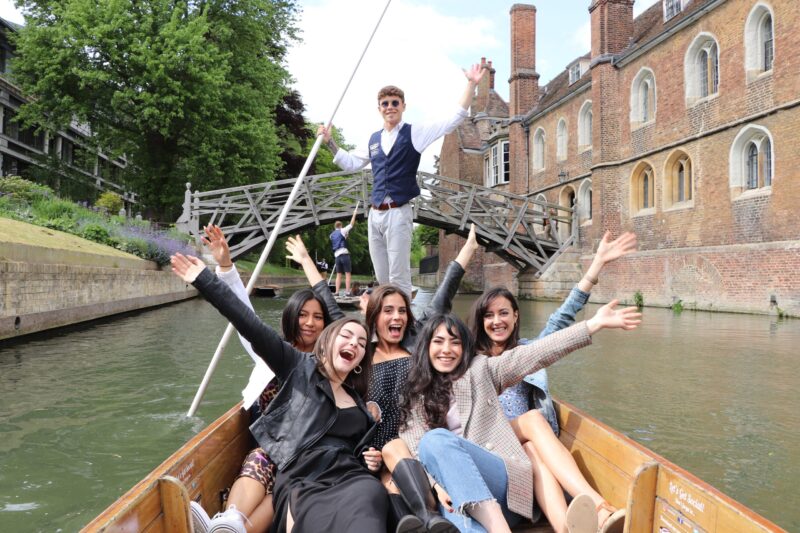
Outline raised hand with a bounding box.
[586,299,642,335]
[285,234,312,265]
[463,63,485,84]
[201,224,232,268]
[595,231,637,266]
[171,253,206,283]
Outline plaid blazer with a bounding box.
[399,322,592,518]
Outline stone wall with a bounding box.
[582,240,800,317]
[0,261,197,340]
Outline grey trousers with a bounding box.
[368,203,413,297]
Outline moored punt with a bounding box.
[82,400,787,533]
[253,284,282,297]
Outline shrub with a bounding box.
[96,191,124,214]
[81,223,112,244]
[0,176,52,202]
[31,196,81,220]
[41,216,77,233]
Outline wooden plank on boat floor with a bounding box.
[624,461,658,533]
[158,476,191,533]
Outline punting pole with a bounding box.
[187,0,393,417]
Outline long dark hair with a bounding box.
[469,286,521,355]
[398,313,474,430]
[281,289,332,347]
[314,317,373,398]
[365,284,416,344]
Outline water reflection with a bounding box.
[0,292,797,531]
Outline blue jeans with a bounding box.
[418,428,523,533]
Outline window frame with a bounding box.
[532,128,546,171]
[484,140,510,187]
[556,118,568,161]
[630,68,657,127]
[578,100,593,151]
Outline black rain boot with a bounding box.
[388,493,425,533]
[392,459,458,533]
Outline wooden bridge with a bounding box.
[176,170,575,275]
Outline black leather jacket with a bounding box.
[192,269,377,470]
[311,260,466,353]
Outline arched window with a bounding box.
[685,34,720,104]
[631,162,656,214]
[578,101,593,149]
[578,179,593,223]
[664,150,693,208]
[534,193,547,233]
[630,68,656,125]
[764,138,772,186]
[556,119,567,160]
[761,13,774,71]
[746,142,759,189]
[729,124,774,193]
[532,128,545,170]
[745,4,775,78]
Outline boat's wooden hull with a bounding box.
[82,400,787,533]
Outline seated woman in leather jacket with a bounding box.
[171,253,387,533]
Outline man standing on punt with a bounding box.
[319,63,485,298]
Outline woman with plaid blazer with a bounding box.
[396,304,640,533]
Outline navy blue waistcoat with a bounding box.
[369,123,421,206]
[330,228,347,252]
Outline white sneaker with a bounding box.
[208,505,248,533]
[190,501,212,533]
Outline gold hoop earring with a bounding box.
[353,365,363,375]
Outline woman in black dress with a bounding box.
[171,253,387,533]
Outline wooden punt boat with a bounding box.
[82,400,787,533]
[253,284,282,298]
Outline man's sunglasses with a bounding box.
[380,99,402,108]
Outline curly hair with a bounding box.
[398,313,475,430]
[468,286,521,355]
[377,85,405,102]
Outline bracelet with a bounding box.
[584,274,599,285]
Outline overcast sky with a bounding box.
[0,0,659,172]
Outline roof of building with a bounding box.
[0,16,22,32]
[484,90,509,118]
[458,119,483,150]
[628,0,716,53]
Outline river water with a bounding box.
[0,290,797,531]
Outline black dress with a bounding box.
[271,406,388,533]
[369,357,412,449]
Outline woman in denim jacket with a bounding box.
[468,231,636,533]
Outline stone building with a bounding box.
[437,0,799,316]
[0,17,134,207]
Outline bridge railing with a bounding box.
[176,170,575,274]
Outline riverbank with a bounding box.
[0,218,196,341]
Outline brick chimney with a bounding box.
[589,0,634,58]
[509,4,539,116]
[474,57,495,113]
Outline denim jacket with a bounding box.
[498,286,590,435]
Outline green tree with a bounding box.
[11,0,299,218]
